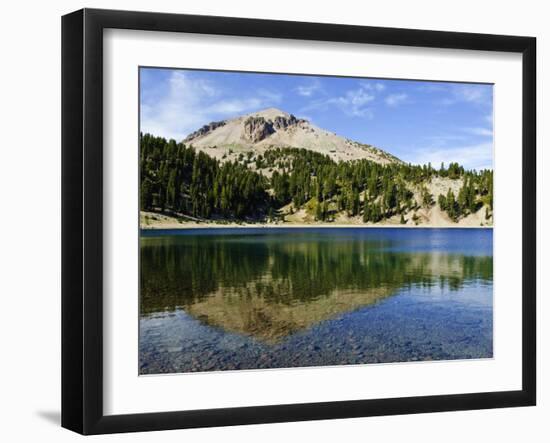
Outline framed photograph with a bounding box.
[62,8,536,435]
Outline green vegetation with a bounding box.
[437,171,493,222]
[140,133,493,223]
[140,133,268,219]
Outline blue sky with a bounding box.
[140,67,493,170]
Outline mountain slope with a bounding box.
[183,107,401,165]
[140,132,493,229]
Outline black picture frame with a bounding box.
[62,8,536,435]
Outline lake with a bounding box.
[139,227,493,374]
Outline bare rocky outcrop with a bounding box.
[243,116,275,142]
[184,120,226,142]
[272,114,305,130]
[243,114,308,142]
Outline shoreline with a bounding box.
[140,211,493,231]
[140,222,493,230]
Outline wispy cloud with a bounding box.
[140,72,214,141]
[440,84,493,106]
[417,83,446,93]
[408,122,493,169]
[295,80,322,97]
[205,90,282,116]
[360,81,385,92]
[301,83,378,118]
[385,93,409,107]
[257,89,283,103]
[332,86,375,117]
[403,142,493,171]
[422,134,469,146]
[453,85,490,103]
[418,82,492,107]
[463,127,493,137]
[140,71,281,140]
[204,98,270,116]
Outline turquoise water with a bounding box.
[139,228,493,374]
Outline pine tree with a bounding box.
[140,178,153,210]
[421,187,433,208]
[446,188,458,221]
[352,189,360,216]
[438,194,447,211]
[363,199,370,222]
[322,201,329,222]
[372,202,382,222]
[166,170,177,209]
[315,200,323,221]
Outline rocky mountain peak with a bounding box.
[243,116,274,143]
[243,112,307,142]
[184,120,226,143]
[180,108,402,165]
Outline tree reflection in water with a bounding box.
[140,230,492,342]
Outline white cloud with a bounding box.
[141,71,282,141]
[295,80,322,97]
[440,84,492,106]
[257,89,283,103]
[204,98,268,116]
[463,127,493,137]
[422,134,469,146]
[385,93,408,107]
[417,83,446,93]
[302,83,376,118]
[360,81,385,92]
[337,86,375,116]
[403,142,493,171]
[454,85,487,103]
[141,72,212,141]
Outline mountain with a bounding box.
[183,107,401,165]
[139,111,493,228]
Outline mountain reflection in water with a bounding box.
[139,228,493,373]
